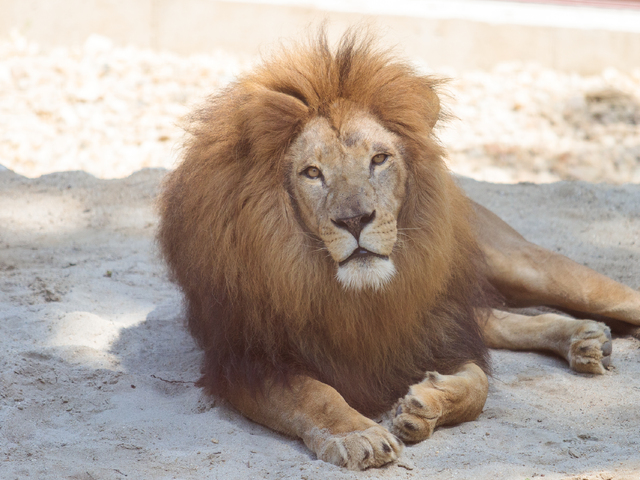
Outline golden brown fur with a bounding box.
[156,28,640,471]
[157,30,491,418]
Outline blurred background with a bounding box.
[1,0,639,183]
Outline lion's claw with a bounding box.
[317,425,402,470]
[568,320,612,374]
[391,388,443,443]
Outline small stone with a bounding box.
[397,458,415,470]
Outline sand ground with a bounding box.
[1,167,639,479]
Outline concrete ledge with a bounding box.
[2,0,640,73]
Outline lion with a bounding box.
[157,31,640,470]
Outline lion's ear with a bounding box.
[263,89,309,113]
[408,78,441,131]
[241,88,309,159]
[369,74,442,139]
[423,84,441,130]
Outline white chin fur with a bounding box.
[336,257,396,291]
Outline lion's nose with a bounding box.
[332,211,375,241]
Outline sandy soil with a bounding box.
[1,167,639,480]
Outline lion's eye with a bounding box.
[303,166,322,179]
[371,154,389,166]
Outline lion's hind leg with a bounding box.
[473,201,640,328]
[484,309,612,374]
[392,363,489,443]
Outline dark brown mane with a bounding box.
[157,29,491,417]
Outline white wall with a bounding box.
[2,0,640,73]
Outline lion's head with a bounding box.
[158,30,489,416]
[288,111,406,290]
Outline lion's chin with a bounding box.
[336,256,396,291]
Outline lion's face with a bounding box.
[287,112,408,291]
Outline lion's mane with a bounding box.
[158,31,490,417]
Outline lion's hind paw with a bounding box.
[318,425,402,470]
[569,320,612,375]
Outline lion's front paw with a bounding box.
[568,320,612,374]
[317,425,402,470]
[392,381,443,443]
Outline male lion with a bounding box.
[158,31,640,470]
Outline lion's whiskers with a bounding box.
[395,231,415,248]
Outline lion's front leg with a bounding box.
[484,309,612,374]
[224,375,402,470]
[392,363,488,443]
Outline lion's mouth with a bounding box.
[339,248,389,266]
